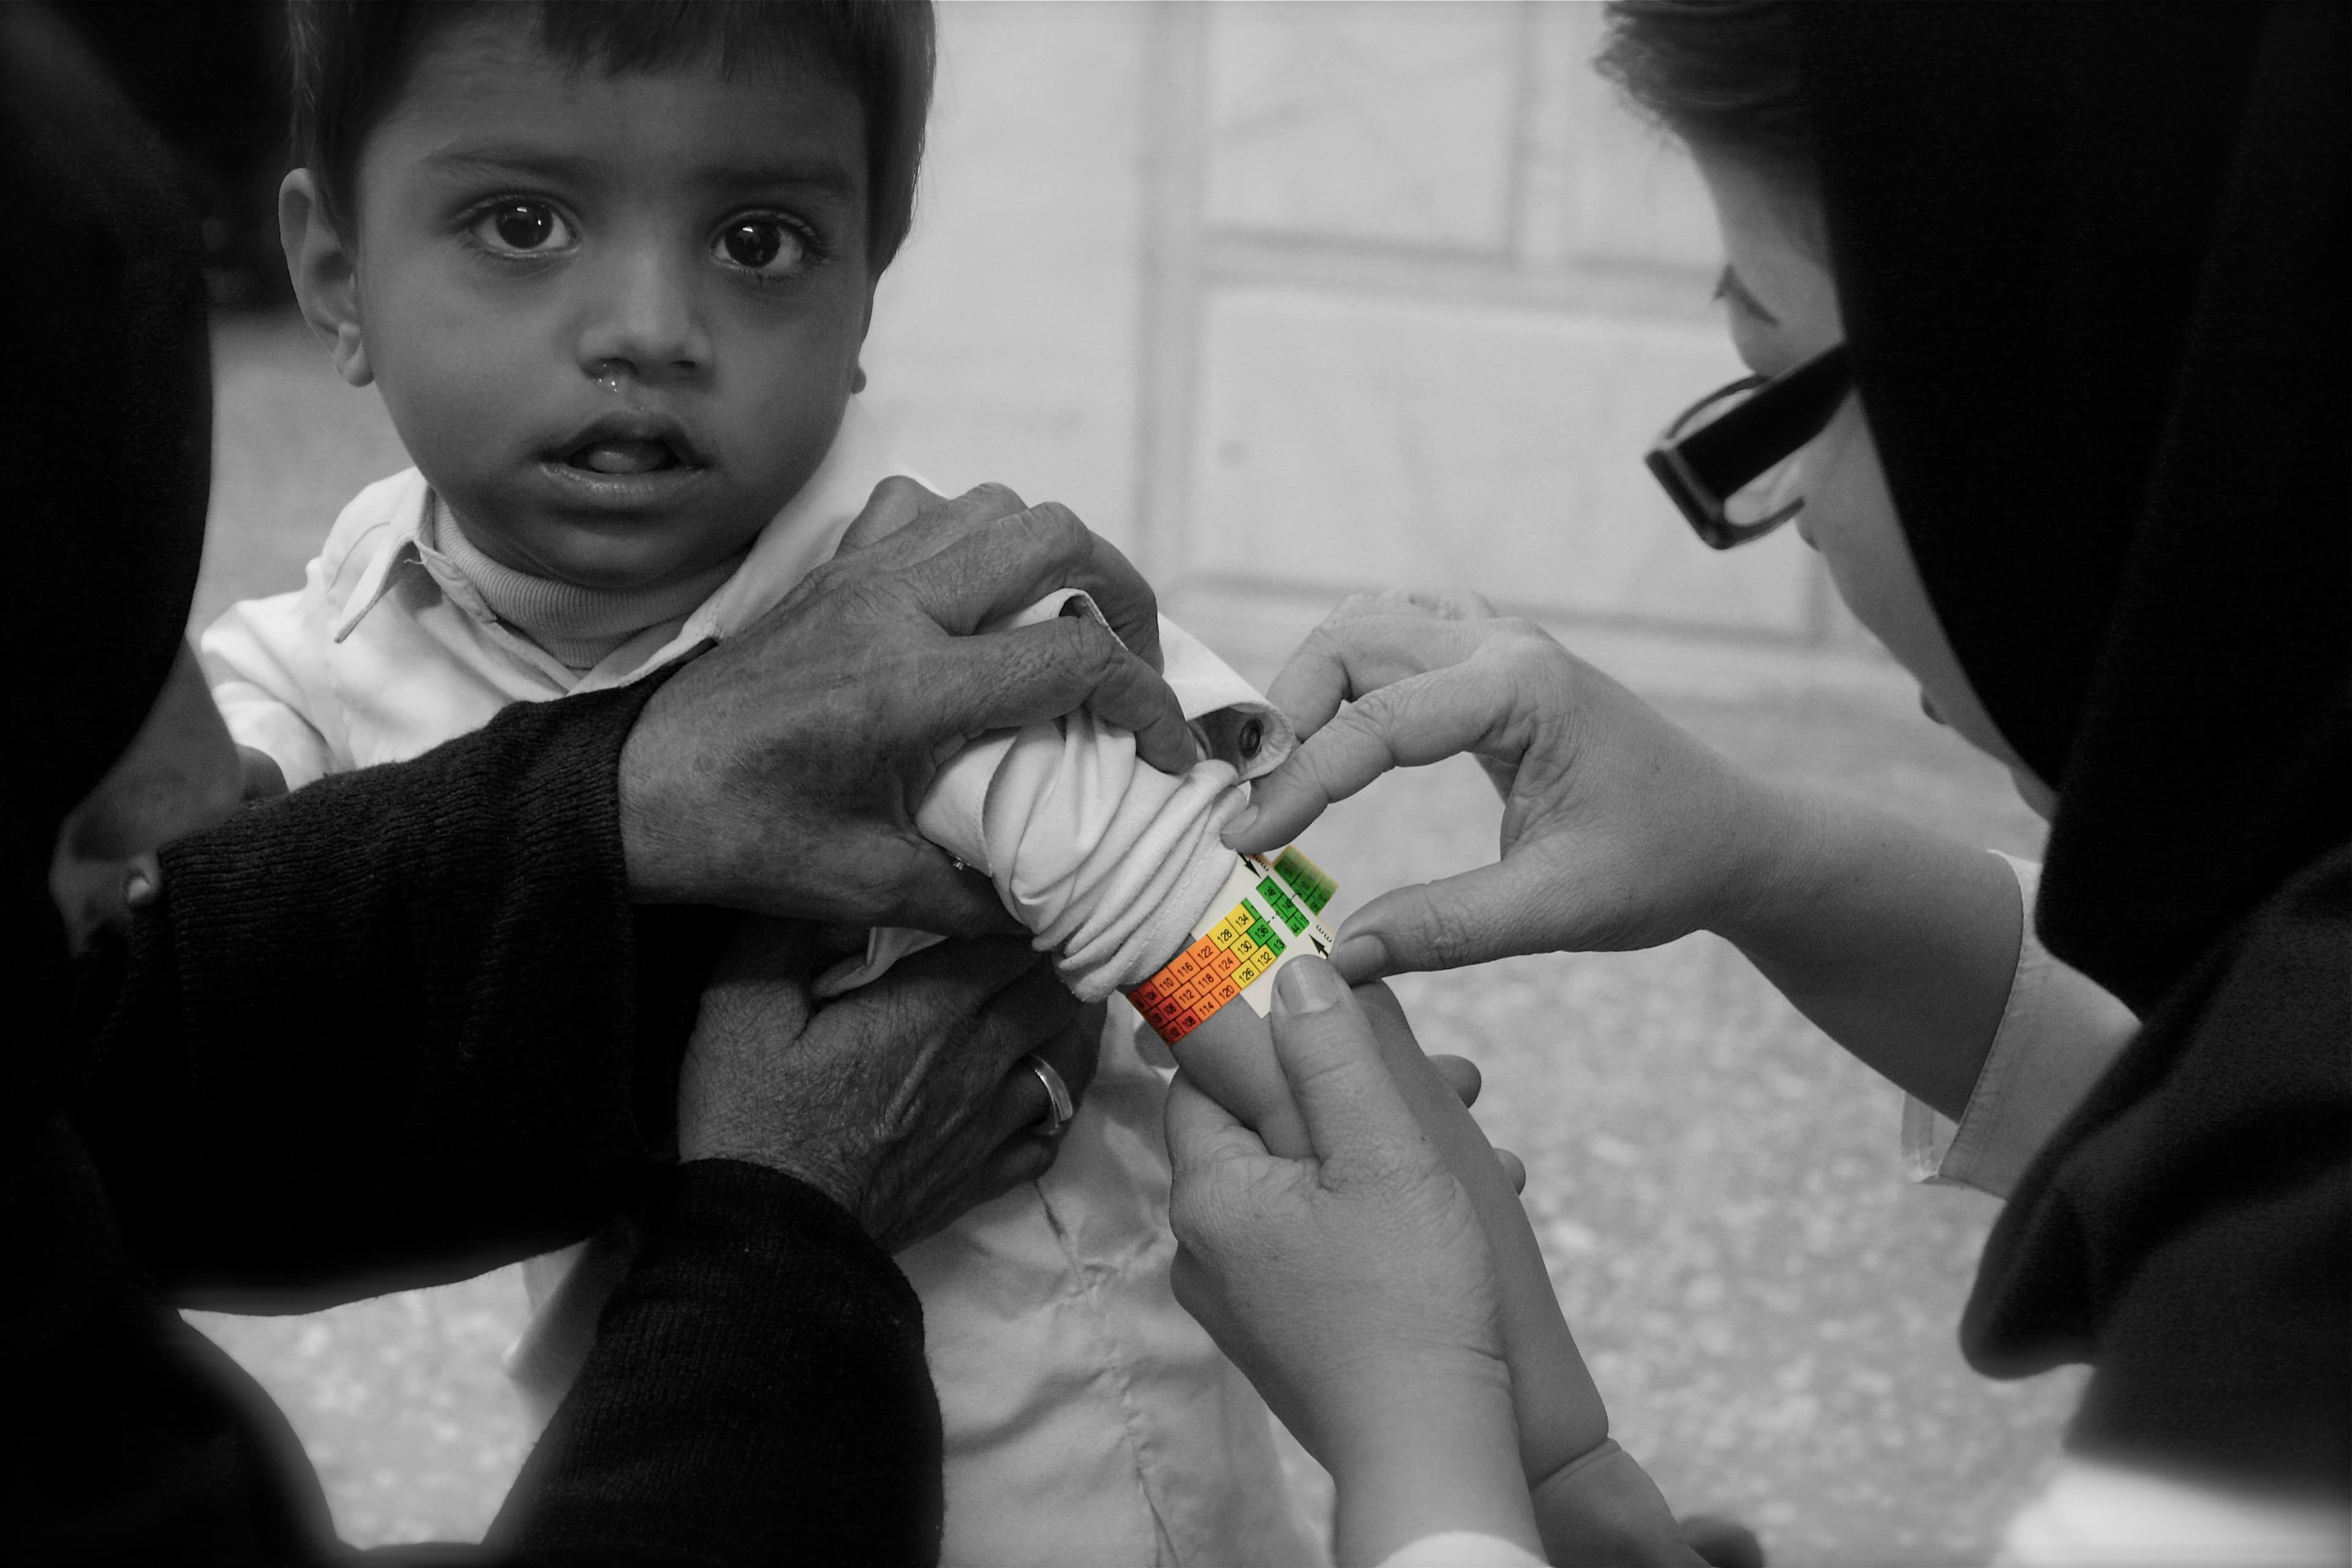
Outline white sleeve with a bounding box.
[1994,1455,2350,1566]
[1375,1534,1548,1568]
[1901,853,2141,1199]
[197,588,339,792]
[816,596,1293,1003]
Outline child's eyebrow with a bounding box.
[420,146,600,186]
[698,159,862,200]
[419,145,859,200]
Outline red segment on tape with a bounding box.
[1128,905,1256,1045]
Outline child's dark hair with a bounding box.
[1596,0,1811,175]
[288,0,934,271]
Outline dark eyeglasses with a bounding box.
[1645,344,1852,549]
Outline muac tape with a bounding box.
[1126,846,1337,1046]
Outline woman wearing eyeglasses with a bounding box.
[1172,2,2347,1562]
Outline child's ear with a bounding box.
[279,170,371,387]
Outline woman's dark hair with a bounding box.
[287,0,935,272]
[1596,0,1811,173]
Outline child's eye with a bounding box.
[470,200,574,255]
[712,214,809,278]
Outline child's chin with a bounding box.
[553,535,747,594]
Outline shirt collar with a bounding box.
[328,477,435,644]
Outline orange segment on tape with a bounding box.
[1128,847,1336,1046]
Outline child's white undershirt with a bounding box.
[431,500,742,673]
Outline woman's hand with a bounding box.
[678,919,1101,1254]
[1227,593,1791,983]
[1166,958,1540,1566]
[1229,593,2029,1119]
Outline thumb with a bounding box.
[1267,960,1428,1169]
[1331,854,1569,982]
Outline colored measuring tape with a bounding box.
[1127,846,1338,1046]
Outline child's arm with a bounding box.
[1352,985,1705,1567]
[1350,984,1608,1475]
[1166,1000,1311,1156]
[1172,988,1608,1467]
[1172,971,1702,1566]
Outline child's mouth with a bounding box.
[568,438,680,476]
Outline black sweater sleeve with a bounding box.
[484,1162,944,1567]
[72,677,722,1308]
[45,685,947,1565]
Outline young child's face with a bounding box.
[341,11,873,590]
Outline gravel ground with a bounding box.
[184,312,2086,1564]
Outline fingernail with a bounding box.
[123,869,157,908]
[1329,934,1387,982]
[1276,958,1344,1013]
[1221,807,1259,845]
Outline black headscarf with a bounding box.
[1796,2,2349,1497]
[1,9,339,1560]
[1,1,212,1122]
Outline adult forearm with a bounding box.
[1711,782,2021,1120]
[76,680,701,1303]
[491,1161,943,1567]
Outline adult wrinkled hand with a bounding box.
[1226,591,1784,983]
[678,918,1102,1254]
[622,478,1194,931]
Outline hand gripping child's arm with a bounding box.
[816,594,1297,1003]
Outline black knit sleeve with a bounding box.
[483,1161,944,1568]
[71,677,725,1308]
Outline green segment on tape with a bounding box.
[1256,878,1309,935]
[1273,846,1336,913]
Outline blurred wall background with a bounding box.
[867,1,1856,652]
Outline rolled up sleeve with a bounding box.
[1902,853,2141,1200]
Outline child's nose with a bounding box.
[576,243,711,385]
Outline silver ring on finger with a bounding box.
[1023,1052,1075,1139]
